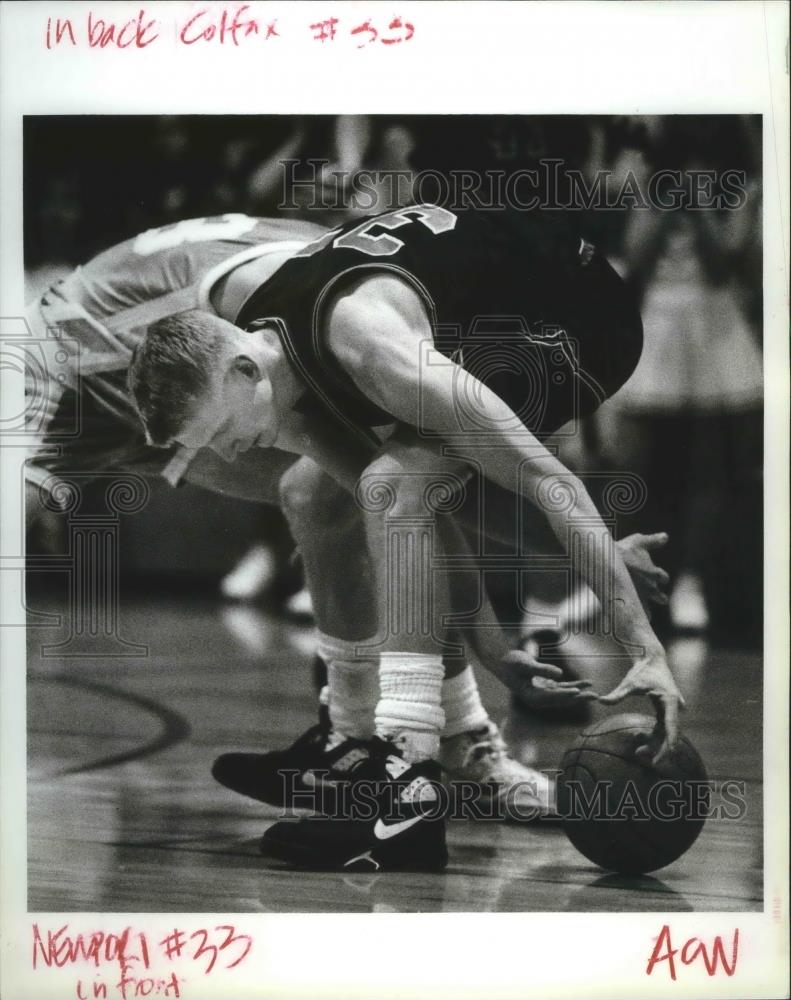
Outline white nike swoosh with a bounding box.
[373,816,423,840]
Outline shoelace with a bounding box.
[466,725,508,765]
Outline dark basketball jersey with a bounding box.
[235,205,642,442]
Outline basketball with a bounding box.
[557,714,710,875]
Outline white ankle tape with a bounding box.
[442,665,490,737]
[375,653,445,734]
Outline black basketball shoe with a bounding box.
[211,704,373,814]
[259,738,448,872]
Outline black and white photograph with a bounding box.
[1,3,788,999]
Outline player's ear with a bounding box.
[231,354,262,382]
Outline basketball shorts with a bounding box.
[454,250,644,439]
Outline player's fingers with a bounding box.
[531,675,592,694]
[661,694,681,750]
[528,661,566,681]
[643,532,669,549]
[544,683,598,698]
[502,650,564,681]
[653,567,671,586]
[598,680,633,704]
[502,649,565,684]
[634,725,672,771]
[651,737,677,770]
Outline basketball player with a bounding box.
[26,211,615,826]
[129,204,684,871]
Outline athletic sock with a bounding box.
[375,653,445,763]
[441,665,490,737]
[317,633,378,742]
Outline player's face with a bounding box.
[175,355,278,462]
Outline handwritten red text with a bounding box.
[44,8,415,50]
[646,924,739,980]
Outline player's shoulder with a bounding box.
[334,270,426,314]
[327,273,430,338]
[325,273,430,374]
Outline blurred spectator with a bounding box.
[600,117,763,645]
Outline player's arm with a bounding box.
[327,275,684,763]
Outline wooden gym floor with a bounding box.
[26,584,763,913]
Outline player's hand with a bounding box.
[616,532,671,611]
[598,654,685,767]
[498,647,598,711]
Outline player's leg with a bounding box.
[212,445,594,848]
[284,451,581,793]
[279,455,380,741]
[285,437,563,867]
[212,454,491,811]
[259,445,571,869]
[357,436,471,769]
[435,513,557,814]
[209,453,381,808]
[236,454,503,745]
[262,441,458,870]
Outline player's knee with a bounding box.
[278,458,344,527]
[358,453,463,518]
